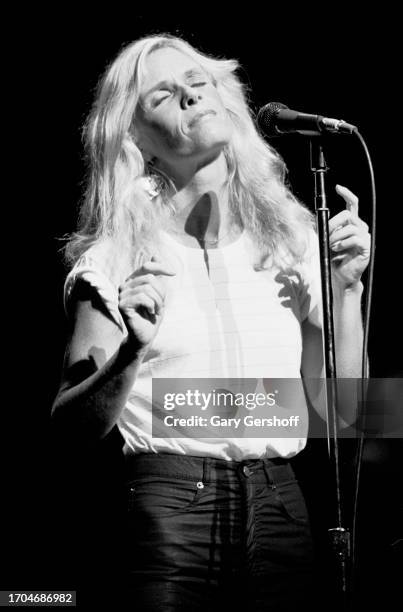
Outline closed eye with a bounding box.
[152,81,208,107]
[152,90,172,106]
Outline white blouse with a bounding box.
[64,228,322,460]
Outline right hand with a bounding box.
[118,255,176,351]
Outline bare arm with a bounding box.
[51,257,176,441]
[301,185,370,423]
[51,297,148,440]
[332,281,364,376]
[301,284,364,423]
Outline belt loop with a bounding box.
[203,457,211,484]
[263,460,276,490]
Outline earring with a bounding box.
[138,176,162,199]
[146,176,161,198]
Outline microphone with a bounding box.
[257,102,358,137]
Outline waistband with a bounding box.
[124,452,294,486]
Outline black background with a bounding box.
[5,8,402,610]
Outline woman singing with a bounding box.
[52,34,370,611]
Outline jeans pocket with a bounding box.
[273,479,310,525]
[127,476,208,517]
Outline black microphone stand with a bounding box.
[310,140,351,605]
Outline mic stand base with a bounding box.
[328,527,351,595]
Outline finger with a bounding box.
[141,260,176,275]
[125,262,176,282]
[119,283,163,307]
[330,235,369,253]
[132,284,164,314]
[120,284,165,315]
[124,274,166,301]
[331,251,348,264]
[336,184,359,218]
[329,210,359,232]
[330,224,360,246]
[119,292,156,316]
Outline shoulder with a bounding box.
[68,239,117,281]
[64,240,127,333]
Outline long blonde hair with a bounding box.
[65,34,314,281]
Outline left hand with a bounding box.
[329,185,371,289]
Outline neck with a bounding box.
[159,152,238,240]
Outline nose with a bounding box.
[180,85,201,110]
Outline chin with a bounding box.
[193,125,233,154]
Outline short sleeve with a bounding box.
[64,251,127,333]
[297,228,323,325]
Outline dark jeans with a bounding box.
[124,453,315,611]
